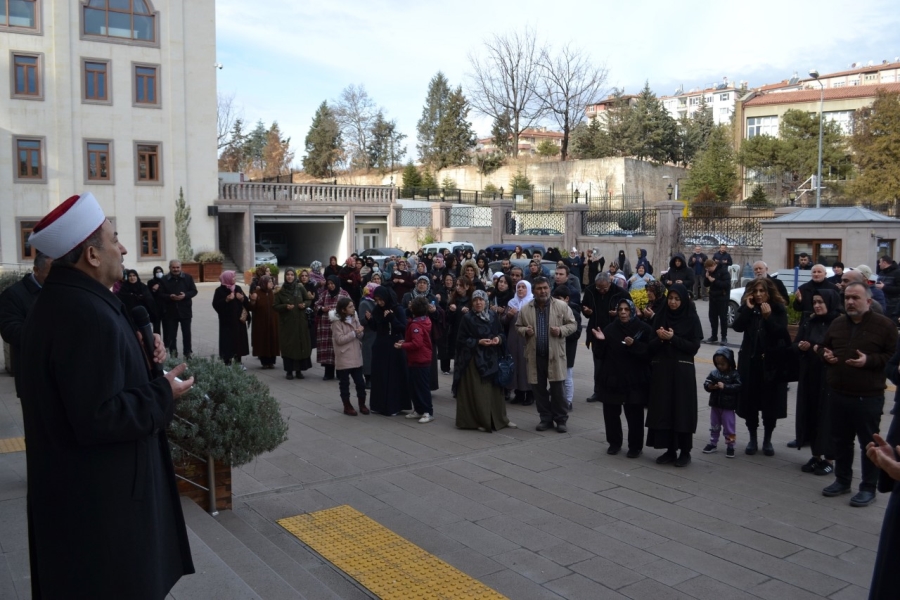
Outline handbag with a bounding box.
[497,341,515,387]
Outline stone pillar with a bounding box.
[654,201,683,265]
[433,202,452,239]
[563,203,589,255]
[491,198,515,242]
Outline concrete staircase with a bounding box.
[171,498,374,600]
[221,254,241,276]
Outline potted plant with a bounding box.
[195,250,225,282]
[786,293,802,338]
[165,356,288,511]
[0,270,24,374]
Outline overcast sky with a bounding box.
[215,0,900,164]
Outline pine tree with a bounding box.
[491,113,514,156]
[682,124,738,207]
[432,86,476,169]
[175,187,193,263]
[302,102,342,178]
[401,161,422,192]
[368,111,407,175]
[420,170,437,190]
[509,170,532,194]
[627,82,679,163]
[417,72,451,166]
[680,97,715,166]
[536,140,560,158]
[745,184,769,207]
[262,122,294,179]
[850,89,900,208]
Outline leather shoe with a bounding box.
[822,481,852,497]
[607,445,621,455]
[556,423,568,433]
[850,490,876,507]
[674,451,692,467]
[626,449,642,458]
[536,421,553,431]
[586,394,599,402]
[745,439,758,455]
[787,439,799,448]
[656,450,677,465]
[762,440,775,456]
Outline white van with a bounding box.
[421,241,476,255]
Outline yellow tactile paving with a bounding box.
[0,437,25,453]
[278,505,507,599]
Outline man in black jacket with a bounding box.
[688,245,708,301]
[702,258,732,345]
[0,252,50,396]
[712,244,733,268]
[157,259,198,358]
[877,255,900,317]
[581,273,629,402]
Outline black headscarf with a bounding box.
[118,269,143,295]
[612,298,642,337]
[810,288,841,324]
[490,274,514,307]
[326,275,342,297]
[373,285,397,309]
[655,283,701,339]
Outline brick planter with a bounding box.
[180,262,201,280]
[200,262,223,282]
[173,454,232,512]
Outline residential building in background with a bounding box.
[476,127,563,155]
[584,93,638,126]
[660,79,744,125]
[0,0,218,271]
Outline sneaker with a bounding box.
[814,460,834,476]
[441,370,451,376]
[536,421,553,431]
[726,447,735,458]
[822,481,851,497]
[567,401,573,411]
[702,444,717,454]
[674,451,692,467]
[405,412,423,419]
[801,457,818,473]
[703,337,718,344]
[418,414,434,424]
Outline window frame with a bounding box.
[787,239,842,269]
[10,51,44,100]
[84,139,114,185]
[13,135,46,183]
[132,62,160,108]
[134,141,162,185]
[137,218,164,260]
[0,0,42,34]
[81,57,112,105]
[80,0,159,48]
[17,217,40,262]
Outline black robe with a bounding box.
[368,288,411,415]
[732,301,790,420]
[594,317,653,405]
[19,265,193,599]
[793,295,839,454]
[212,284,250,362]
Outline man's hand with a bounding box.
[823,348,839,364]
[151,333,166,365]
[591,327,605,340]
[798,340,811,351]
[393,340,404,349]
[165,363,195,399]
[794,289,802,303]
[286,304,295,311]
[866,433,900,481]
[524,326,535,337]
[846,349,867,368]
[550,326,561,337]
[717,382,725,390]
[582,306,593,316]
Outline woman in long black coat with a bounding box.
[147,265,165,334]
[211,270,250,365]
[732,277,791,457]
[591,298,653,458]
[645,284,703,467]
[793,289,840,474]
[366,286,411,416]
[116,269,157,324]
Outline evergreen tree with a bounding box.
[745,184,770,207]
[400,161,422,193]
[536,139,560,158]
[570,118,606,159]
[850,89,900,207]
[441,176,457,191]
[491,113,514,156]
[262,122,294,179]
[420,170,437,190]
[626,82,679,163]
[368,111,407,175]
[175,187,193,263]
[217,118,247,172]
[682,124,738,204]
[509,170,532,194]
[680,97,715,166]
[777,109,847,181]
[302,102,342,178]
[417,72,451,165]
[432,86,476,169]
[244,120,268,175]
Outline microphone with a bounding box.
[132,306,164,379]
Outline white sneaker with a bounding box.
[418,414,434,424]
[405,412,423,419]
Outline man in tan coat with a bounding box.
[516,277,577,432]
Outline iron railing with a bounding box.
[219,182,395,203]
[585,193,646,210]
[679,216,764,248]
[582,209,657,237]
[169,415,218,516]
[444,206,491,228]
[505,211,566,236]
[395,207,432,228]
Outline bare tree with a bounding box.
[536,44,608,161]
[217,92,241,150]
[467,28,544,158]
[334,84,378,171]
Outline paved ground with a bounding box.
[0,283,891,599]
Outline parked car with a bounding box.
[727,267,835,326]
[420,241,476,255]
[488,259,558,277]
[518,228,563,236]
[482,243,547,259]
[359,247,406,269]
[254,244,278,267]
[684,234,740,248]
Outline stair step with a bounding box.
[170,525,261,599]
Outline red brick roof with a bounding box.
[810,62,899,80]
[744,83,900,107]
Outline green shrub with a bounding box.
[786,293,802,325]
[193,250,225,263]
[0,271,24,295]
[483,182,499,194]
[165,356,288,467]
[509,170,532,195]
[441,176,457,191]
[617,211,642,231]
[260,263,279,276]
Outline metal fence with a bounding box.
[679,216,764,248]
[444,206,491,228]
[582,209,657,237]
[400,188,490,204]
[504,211,566,235]
[394,207,432,228]
[398,186,645,211]
[585,193,647,210]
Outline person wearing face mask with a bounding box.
[148,265,165,334]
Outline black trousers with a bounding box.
[603,403,644,451]
[533,354,568,425]
[708,296,728,340]
[830,391,883,492]
[337,367,366,401]
[163,316,192,356]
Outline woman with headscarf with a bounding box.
[591,298,654,457]
[506,280,534,405]
[324,256,340,279]
[627,264,655,292]
[358,282,380,388]
[402,275,444,391]
[314,275,350,380]
[147,266,165,334]
[476,256,494,289]
[249,265,267,294]
[300,269,318,349]
[116,269,157,324]
[794,288,840,475]
[390,258,416,299]
[273,268,314,380]
[307,261,326,292]
[339,257,362,303]
[366,286,411,415]
[732,277,791,457]
[437,273,456,374]
[445,253,460,277]
[455,290,515,432]
[447,276,475,384]
[640,281,667,324]
[618,250,633,279]
[249,275,280,369]
[211,270,250,366]
[645,283,703,466]
[490,274,514,313]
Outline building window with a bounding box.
[12,52,42,99]
[704,95,713,103]
[746,115,778,138]
[825,110,855,135]
[1,0,37,30]
[86,141,111,181]
[689,96,700,106]
[139,220,161,257]
[788,240,841,268]
[833,81,845,88]
[83,59,109,102]
[719,93,730,101]
[14,137,43,181]
[133,64,158,106]
[83,0,156,43]
[135,142,160,183]
[19,220,38,260]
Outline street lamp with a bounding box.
[809,69,825,208]
[666,183,674,200]
[789,191,796,206]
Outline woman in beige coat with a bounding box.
[330,297,368,416]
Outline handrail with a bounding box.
[170,440,219,516]
[219,182,396,203]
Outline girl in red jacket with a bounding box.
[395,296,434,423]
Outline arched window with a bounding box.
[83,0,156,43]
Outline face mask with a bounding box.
[155,272,163,279]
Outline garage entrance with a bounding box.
[254,216,345,268]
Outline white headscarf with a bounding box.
[508,280,533,311]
